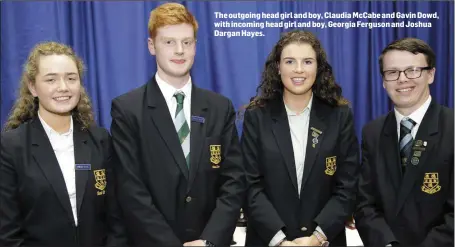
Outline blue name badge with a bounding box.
[191,116,205,124]
[75,164,91,171]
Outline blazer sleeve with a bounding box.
[200,99,246,246]
[420,155,454,247]
[0,132,24,247]
[103,131,129,247]
[110,100,181,246]
[241,108,286,244]
[313,107,361,240]
[354,127,398,246]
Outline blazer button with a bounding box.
[186,196,192,203]
[301,227,307,231]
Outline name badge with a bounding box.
[75,164,91,170]
[191,116,205,123]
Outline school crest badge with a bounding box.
[325,156,336,176]
[421,172,441,194]
[94,169,106,196]
[210,145,221,168]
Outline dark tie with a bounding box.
[399,118,416,174]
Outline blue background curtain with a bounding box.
[1,1,453,140]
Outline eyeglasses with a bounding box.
[382,66,432,81]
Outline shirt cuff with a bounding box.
[315,226,327,240]
[269,230,286,246]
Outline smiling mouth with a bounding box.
[396,87,415,93]
[291,77,306,84]
[53,96,71,101]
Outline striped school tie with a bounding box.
[399,117,416,174]
[174,92,190,167]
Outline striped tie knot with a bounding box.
[174,92,185,105]
[400,117,416,134]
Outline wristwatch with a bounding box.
[203,240,215,247]
[313,230,330,246]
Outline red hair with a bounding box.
[148,3,199,39]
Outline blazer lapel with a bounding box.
[381,112,402,191]
[30,119,75,224]
[270,98,299,194]
[187,86,208,191]
[73,125,91,218]
[395,101,440,215]
[146,78,189,179]
[300,97,327,192]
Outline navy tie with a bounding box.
[399,117,416,174]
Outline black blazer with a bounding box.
[241,96,360,246]
[355,100,454,247]
[0,118,126,247]
[110,77,245,246]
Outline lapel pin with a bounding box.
[310,127,322,148]
[191,116,205,124]
[411,157,420,166]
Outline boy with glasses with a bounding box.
[355,37,453,247]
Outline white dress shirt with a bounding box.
[270,94,326,246]
[395,95,432,140]
[285,95,313,196]
[155,73,192,127]
[38,113,77,226]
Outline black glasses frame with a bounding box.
[382,66,432,81]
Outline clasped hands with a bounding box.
[279,234,322,246]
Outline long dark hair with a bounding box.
[248,30,348,109]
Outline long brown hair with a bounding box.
[3,41,95,131]
[248,30,348,109]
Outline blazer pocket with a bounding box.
[205,136,222,170]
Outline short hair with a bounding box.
[148,3,199,39]
[379,37,436,74]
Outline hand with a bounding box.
[279,240,299,246]
[293,235,321,246]
[183,240,205,246]
[345,216,356,230]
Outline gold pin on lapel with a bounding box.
[310,127,322,148]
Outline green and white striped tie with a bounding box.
[174,92,190,167]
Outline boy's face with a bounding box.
[381,50,434,113]
[148,23,196,82]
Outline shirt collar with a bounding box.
[284,93,313,116]
[395,95,432,127]
[38,111,74,137]
[155,72,192,103]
